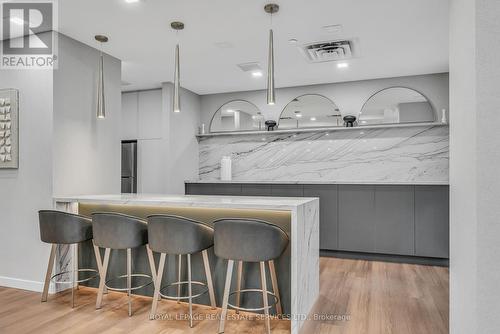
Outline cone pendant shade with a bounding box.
[173,44,181,113]
[267,29,275,105]
[96,53,105,118]
[94,34,108,119]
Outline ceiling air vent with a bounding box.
[300,39,355,63]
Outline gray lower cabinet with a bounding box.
[185,182,449,259]
[338,185,376,252]
[186,183,241,195]
[270,184,304,197]
[374,186,415,255]
[415,185,449,258]
[241,184,272,196]
[304,184,338,250]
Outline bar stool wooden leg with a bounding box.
[75,243,79,291]
[187,254,193,328]
[177,254,183,303]
[96,248,110,309]
[218,260,234,334]
[41,244,57,302]
[146,245,161,301]
[93,242,107,294]
[127,248,132,316]
[201,249,216,309]
[150,253,166,318]
[260,261,271,334]
[235,261,243,314]
[71,244,76,308]
[268,260,282,315]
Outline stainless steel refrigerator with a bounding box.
[121,140,137,193]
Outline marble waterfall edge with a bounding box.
[198,125,449,183]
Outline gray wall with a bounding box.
[162,83,201,194]
[0,32,122,292]
[0,33,54,291]
[450,0,500,333]
[200,73,449,129]
[53,34,122,196]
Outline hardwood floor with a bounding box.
[0,257,448,334]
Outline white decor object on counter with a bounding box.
[441,109,447,123]
[220,155,232,181]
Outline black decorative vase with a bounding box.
[265,120,277,131]
[343,115,357,127]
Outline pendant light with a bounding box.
[264,4,279,105]
[171,21,184,113]
[95,35,108,119]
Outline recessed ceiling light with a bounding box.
[310,117,316,121]
[124,0,141,3]
[226,109,234,113]
[295,113,302,118]
[251,71,263,77]
[337,62,349,69]
[10,17,24,25]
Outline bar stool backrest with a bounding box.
[92,212,147,249]
[147,214,214,255]
[214,218,289,262]
[39,210,92,244]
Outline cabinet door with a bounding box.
[241,184,272,196]
[338,185,376,252]
[270,185,304,197]
[415,185,449,258]
[121,92,138,140]
[138,90,163,140]
[304,184,338,250]
[185,183,241,196]
[374,186,415,255]
[210,184,242,196]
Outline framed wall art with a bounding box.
[0,89,19,169]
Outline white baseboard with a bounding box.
[0,276,57,294]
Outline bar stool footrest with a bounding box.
[227,289,278,312]
[50,268,99,284]
[105,274,153,292]
[159,281,209,300]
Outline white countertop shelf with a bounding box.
[185,180,449,185]
[196,122,448,138]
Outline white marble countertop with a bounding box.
[54,193,318,211]
[185,180,450,185]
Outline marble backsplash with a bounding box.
[198,125,449,183]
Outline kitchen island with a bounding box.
[54,194,319,334]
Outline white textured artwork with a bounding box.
[199,125,449,183]
[0,89,19,168]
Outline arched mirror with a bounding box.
[209,100,263,132]
[279,94,342,129]
[359,87,435,125]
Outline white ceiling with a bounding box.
[59,0,449,95]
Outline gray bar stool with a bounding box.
[147,215,217,328]
[38,210,99,308]
[214,218,289,334]
[92,212,155,316]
